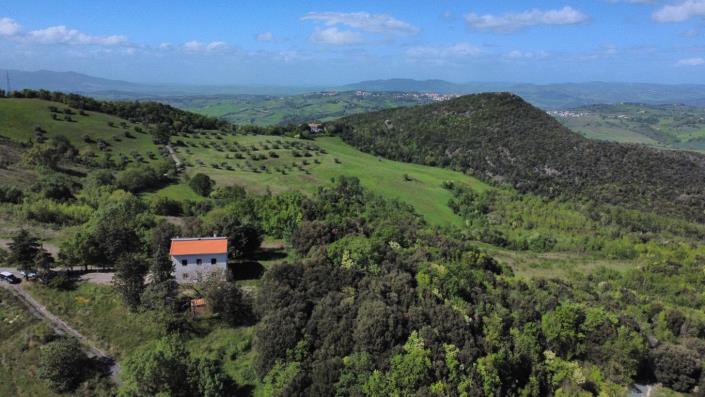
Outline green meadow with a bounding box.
[162,133,488,226]
[0,98,161,165]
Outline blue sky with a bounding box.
[1,0,704,85]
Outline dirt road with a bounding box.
[0,281,121,384]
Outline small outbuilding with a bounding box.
[307,123,322,133]
[170,237,228,282]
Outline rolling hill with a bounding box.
[161,91,446,126]
[550,103,705,151]
[0,95,486,226]
[331,92,705,222]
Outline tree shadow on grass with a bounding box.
[229,261,265,281]
[250,249,288,262]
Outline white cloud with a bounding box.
[406,43,481,59]
[25,25,127,45]
[301,11,419,35]
[505,50,550,59]
[256,32,273,42]
[607,0,655,4]
[0,17,21,36]
[310,27,363,45]
[653,0,705,22]
[159,42,173,50]
[183,40,230,52]
[676,57,705,65]
[464,6,589,32]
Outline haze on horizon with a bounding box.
[1,0,705,86]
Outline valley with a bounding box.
[161,91,451,126]
[550,103,705,151]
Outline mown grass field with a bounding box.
[162,133,488,226]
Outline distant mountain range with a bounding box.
[3,69,705,109]
[0,69,317,97]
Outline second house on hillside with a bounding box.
[170,237,228,282]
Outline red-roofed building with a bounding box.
[170,237,228,282]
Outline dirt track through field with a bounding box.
[0,282,121,384]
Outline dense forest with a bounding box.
[331,93,705,222]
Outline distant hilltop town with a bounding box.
[303,90,459,102]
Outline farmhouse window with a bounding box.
[196,259,202,265]
[181,259,187,266]
[211,258,217,265]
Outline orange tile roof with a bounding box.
[170,238,228,256]
[191,298,206,307]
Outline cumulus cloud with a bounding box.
[310,27,363,45]
[406,43,481,60]
[464,6,589,32]
[653,0,705,22]
[256,32,274,42]
[301,11,419,35]
[676,57,705,65]
[183,40,230,52]
[0,17,21,36]
[26,25,127,45]
[0,16,128,47]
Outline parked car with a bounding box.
[0,271,20,284]
[19,271,37,280]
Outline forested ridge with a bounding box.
[331,93,705,222]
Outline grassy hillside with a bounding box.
[165,91,441,126]
[551,103,705,150]
[0,95,485,227]
[160,133,488,226]
[332,93,705,222]
[0,98,162,166]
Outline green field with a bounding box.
[164,133,488,226]
[550,103,705,151]
[164,91,436,126]
[0,98,162,165]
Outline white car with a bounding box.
[0,271,20,284]
[19,271,37,280]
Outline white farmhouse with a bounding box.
[169,237,228,282]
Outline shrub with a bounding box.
[189,173,214,197]
[38,337,88,393]
[20,199,92,225]
[150,196,183,216]
[32,174,76,202]
[115,165,165,193]
[650,343,701,392]
[0,185,23,203]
